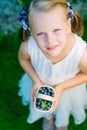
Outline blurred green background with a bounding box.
[0,0,87,130]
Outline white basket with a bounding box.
[34,85,55,112]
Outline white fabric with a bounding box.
[18,34,87,127]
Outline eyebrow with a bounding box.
[37,32,44,35]
[36,28,61,35]
[54,29,61,31]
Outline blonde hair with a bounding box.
[19,0,84,41]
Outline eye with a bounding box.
[37,32,44,36]
[54,29,61,32]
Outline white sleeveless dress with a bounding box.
[18,34,87,127]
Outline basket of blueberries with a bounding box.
[34,85,55,112]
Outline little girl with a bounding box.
[18,0,87,130]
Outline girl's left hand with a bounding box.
[49,85,62,113]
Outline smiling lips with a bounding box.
[47,45,59,51]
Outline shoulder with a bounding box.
[20,40,28,49]
[75,34,86,44]
[19,40,28,54]
[79,45,87,74]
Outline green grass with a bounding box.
[0,22,87,130]
[0,32,42,130]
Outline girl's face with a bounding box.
[30,6,72,58]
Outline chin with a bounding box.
[48,53,59,57]
[49,51,61,57]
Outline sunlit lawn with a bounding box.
[0,21,87,130]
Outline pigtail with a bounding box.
[66,2,84,37]
[71,12,84,37]
[19,27,31,41]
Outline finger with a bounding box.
[30,88,35,105]
[49,101,57,114]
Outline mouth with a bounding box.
[47,45,59,51]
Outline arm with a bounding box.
[18,40,42,104]
[56,71,87,92]
[49,72,87,113]
[18,40,41,84]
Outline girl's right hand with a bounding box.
[30,81,42,107]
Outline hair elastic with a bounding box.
[18,7,29,30]
[67,2,75,19]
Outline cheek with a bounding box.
[56,33,66,42]
[56,33,68,46]
[35,38,45,48]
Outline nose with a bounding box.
[47,33,57,46]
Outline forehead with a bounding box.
[30,6,67,31]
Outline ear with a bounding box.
[67,18,72,33]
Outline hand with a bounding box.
[30,81,42,106]
[49,85,63,114]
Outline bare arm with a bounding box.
[18,40,43,105]
[18,40,41,84]
[50,71,87,113]
[56,71,87,92]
